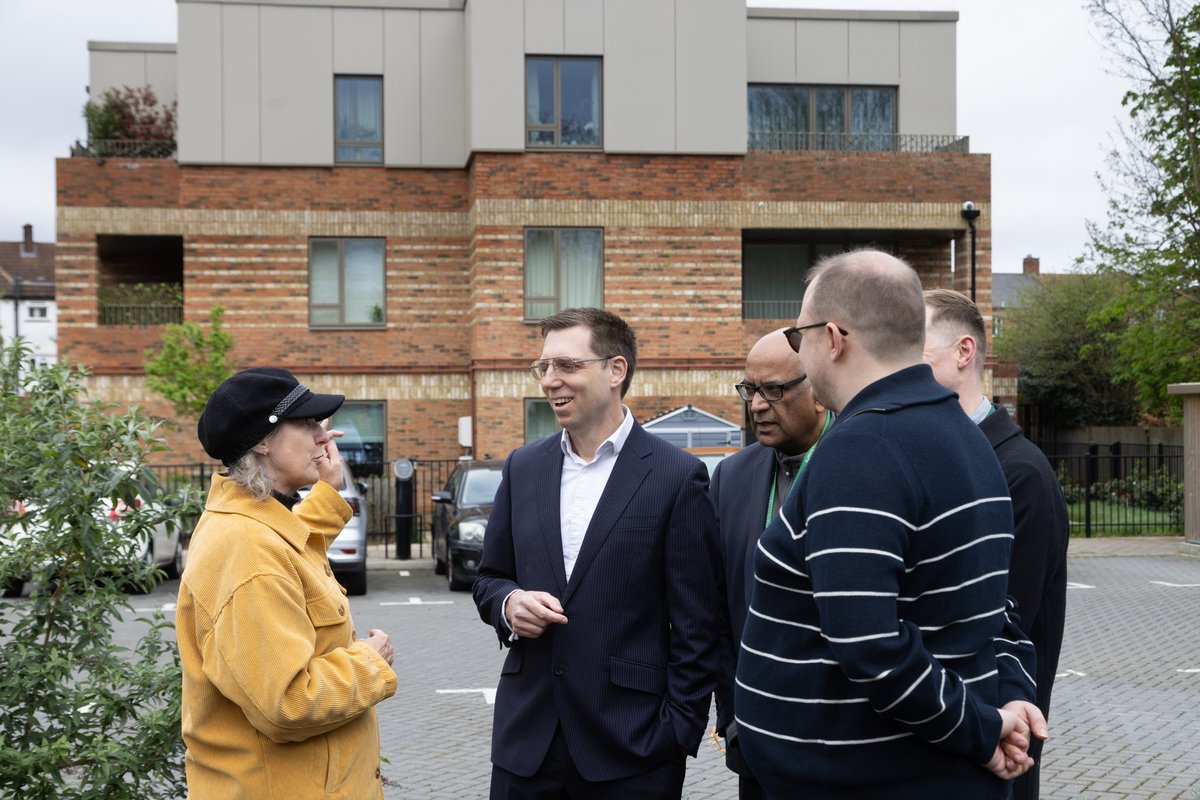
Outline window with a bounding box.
[748,85,896,151]
[525,399,559,444]
[309,238,386,327]
[331,401,386,474]
[526,57,601,148]
[335,76,383,163]
[27,306,48,320]
[524,228,603,319]
[741,235,895,319]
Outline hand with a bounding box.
[505,590,568,638]
[362,628,394,666]
[983,702,1047,779]
[316,420,345,489]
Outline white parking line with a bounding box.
[398,571,411,577]
[1150,581,1200,588]
[1056,669,1088,678]
[1067,582,1096,589]
[437,688,497,705]
[133,603,177,613]
[379,597,454,606]
[1176,669,1200,673]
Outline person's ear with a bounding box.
[957,335,978,371]
[608,356,628,390]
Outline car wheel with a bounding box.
[340,564,368,596]
[447,559,470,592]
[434,535,447,576]
[163,538,184,580]
[1,576,24,598]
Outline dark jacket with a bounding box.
[709,442,776,734]
[981,405,1069,800]
[472,422,722,782]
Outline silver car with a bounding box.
[297,464,369,595]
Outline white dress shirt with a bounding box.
[558,406,635,582]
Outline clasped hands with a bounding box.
[985,700,1048,780]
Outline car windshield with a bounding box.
[461,468,502,506]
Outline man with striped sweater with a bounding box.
[735,250,1048,799]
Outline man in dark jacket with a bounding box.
[924,288,1070,800]
[711,329,831,799]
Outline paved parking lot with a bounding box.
[97,537,1200,799]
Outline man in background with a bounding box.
[711,328,831,799]
[924,288,1069,800]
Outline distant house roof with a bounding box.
[992,273,1038,310]
[642,404,743,448]
[0,228,55,301]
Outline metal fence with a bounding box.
[1033,442,1185,537]
[151,459,462,560]
[748,131,970,153]
[70,139,177,158]
[98,303,184,326]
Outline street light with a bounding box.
[960,201,980,302]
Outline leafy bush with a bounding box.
[144,306,235,419]
[82,85,176,156]
[0,340,200,799]
[1097,463,1184,520]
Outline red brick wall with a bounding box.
[58,149,989,462]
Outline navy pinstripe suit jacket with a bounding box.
[473,422,722,783]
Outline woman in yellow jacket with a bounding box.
[178,368,398,798]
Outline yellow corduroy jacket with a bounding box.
[178,474,398,799]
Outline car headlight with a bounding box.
[457,520,487,543]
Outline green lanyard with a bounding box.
[764,409,833,528]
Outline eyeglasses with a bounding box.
[734,374,807,402]
[783,322,849,353]
[529,356,614,380]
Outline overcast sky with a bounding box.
[0,0,1129,273]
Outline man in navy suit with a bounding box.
[473,307,721,799]
[710,328,830,799]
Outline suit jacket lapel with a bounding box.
[744,446,777,608]
[535,435,569,596]
[562,423,652,604]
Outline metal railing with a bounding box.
[743,299,802,320]
[748,131,970,153]
[1034,442,1185,537]
[71,139,177,158]
[151,459,463,560]
[98,303,183,326]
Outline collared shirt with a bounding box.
[968,395,993,424]
[558,406,635,581]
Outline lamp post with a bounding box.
[961,201,980,302]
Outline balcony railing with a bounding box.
[748,131,970,154]
[743,299,802,320]
[98,303,183,326]
[70,139,176,158]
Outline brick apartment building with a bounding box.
[56,1,992,465]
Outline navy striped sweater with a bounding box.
[735,365,1036,799]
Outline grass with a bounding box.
[1066,498,1183,537]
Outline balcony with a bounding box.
[70,139,176,158]
[98,283,183,327]
[748,131,969,153]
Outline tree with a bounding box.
[144,306,236,420]
[1085,0,1200,419]
[0,340,201,799]
[993,272,1141,428]
[82,85,177,157]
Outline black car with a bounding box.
[431,460,503,591]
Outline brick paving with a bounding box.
[87,535,1200,798]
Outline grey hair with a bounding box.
[225,448,274,501]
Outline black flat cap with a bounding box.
[197,367,345,466]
